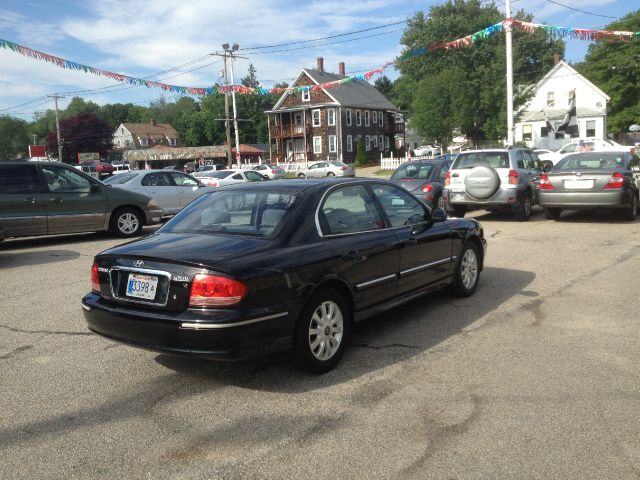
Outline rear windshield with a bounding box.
[161,190,299,237]
[331,161,348,167]
[555,154,627,171]
[203,171,233,179]
[104,173,138,184]
[454,152,509,169]
[391,162,434,180]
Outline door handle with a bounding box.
[24,197,35,204]
[398,238,418,248]
[342,250,362,262]
[49,197,63,203]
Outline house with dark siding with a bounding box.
[265,57,403,164]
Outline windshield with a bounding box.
[161,189,299,237]
[103,173,138,184]
[453,152,509,169]
[555,153,627,171]
[391,162,434,180]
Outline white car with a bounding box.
[103,169,211,216]
[252,163,286,179]
[194,169,268,187]
[413,145,442,157]
[538,139,632,165]
[297,161,355,178]
[111,162,130,174]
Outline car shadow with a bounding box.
[466,207,546,223]
[550,209,636,224]
[155,266,536,392]
[0,249,81,269]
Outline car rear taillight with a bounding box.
[189,274,247,307]
[444,171,451,187]
[271,170,276,174]
[508,169,519,185]
[207,179,219,187]
[421,184,433,193]
[539,174,554,190]
[91,262,100,293]
[604,172,624,189]
[340,167,346,171]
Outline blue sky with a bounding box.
[0,0,636,119]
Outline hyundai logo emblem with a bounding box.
[133,260,144,267]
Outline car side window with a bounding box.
[371,183,427,228]
[522,151,537,169]
[232,173,243,180]
[438,163,451,183]
[629,157,640,172]
[320,185,384,235]
[171,172,198,186]
[245,171,262,181]
[42,165,91,193]
[142,173,171,187]
[516,151,526,169]
[0,165,42,194]
[309,163,320,170]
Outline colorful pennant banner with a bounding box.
[1,18,638,98]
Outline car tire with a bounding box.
[298,173,306,179]
[514,192,532,222]
[544,207,562,221]
[449,242,480,298]
[622,194,638,221]
[327,172,335,177]
[291,288,350,374]
[452,205,466,218]
[110,207,143,238]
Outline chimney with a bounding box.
[316,57,324,72]
[150,118,156,126]
[553,53,560,65]
[338,62,345,77]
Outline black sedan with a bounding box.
[389,158,452,209]
[82,178,486,373]
[539,151,640,220]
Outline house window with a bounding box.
[365,135,371,151]
[125,140,131,147]
[586,120,596,137]
[379,135,384,150]
[522,124,532,141]
[356,110,361,126]
[346,135,353,153]
[541,126,548,138]
[327,108,336,126]
[385,136,389,149]
[346,109,352,126]
[372,135,378,149]
[312,109,321,127]
[372,111,378,125]
[139,138,148,147]
[547,91,554,107]
[294,113,302,125]
[365,110,370,127]
[328,135,337,153]
[154,137,162,144]
[379,113,384,127]
[313,136,322,154]
[302,89,310,102]
[169,138,177,146]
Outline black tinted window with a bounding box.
[321,185,384,235]
[371,184,426,227]
[0,165,41,194]
[141,173,172,186]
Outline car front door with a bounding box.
[141,172,180,214]
[244,171,265,182]
[40,164,108,234]
[319,184,399,310]
[0,163,48,237]
[370,183,454,296]
[170,172,205,209]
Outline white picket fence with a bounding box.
[380,153,433,170]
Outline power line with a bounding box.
[240,20,408,51]
[542,0,616,19]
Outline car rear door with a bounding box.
[369,183,453,295]
[140,172,180,214]
[40,164,108,233]
[319,184,399,309]
[170,172,205,209]
[0,163,48,237]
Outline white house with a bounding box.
[514,60,610,150]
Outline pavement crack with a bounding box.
[490,230,501,238]
[0,323,92,337]
[0,344,33,360]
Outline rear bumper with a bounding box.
[539,190,629,208]
[145,208,164,224]
[81,293,297,360]
[444,187,523,209]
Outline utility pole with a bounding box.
[221,57,233,168]
[48,94,65,162]
[32,134,37,144]
[505,0,514,146]
[227,47,242,167]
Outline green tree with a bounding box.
[46,112,113,163]
[0,116,30,158]
[63,97,101,119]
[355,137,367,166]
[577,10,640,134]
[397,0,564,145]
[374,75,395,98]
[241,64,260,88]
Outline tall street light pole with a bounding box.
[505,0,514,146]
[220,48,233,168]
[227,45,242,167]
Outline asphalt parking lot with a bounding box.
[1,208,639,479]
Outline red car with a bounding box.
[80,161,113,178]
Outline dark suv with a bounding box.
[0,161,163,241]
[443,147,543,221]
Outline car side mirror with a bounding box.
[90,183,100,193]
[431,208,448,222]
[542,162,553,173]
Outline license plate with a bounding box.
[564,179,594,189]
[126,273,158,300]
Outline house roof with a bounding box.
[271,68,398,112]
[231,144,264,154]
[122,122,179,138]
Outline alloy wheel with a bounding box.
[308,300,344,361]
[117,213,139,235]
[460,248,478,290]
